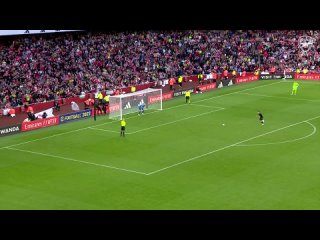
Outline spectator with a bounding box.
[28,112,37,121]
[0,30,319,109]
[42,111,47,119]
[84,98,93,109]
[54,100,60,111]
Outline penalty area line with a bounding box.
[235,121,317,147]
[3,147,148,175]
[146,115,320,175]
[0,81,281,150]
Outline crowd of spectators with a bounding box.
[1,30,320,109]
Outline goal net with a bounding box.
[108,88,162,120]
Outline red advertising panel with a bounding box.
[108,104,121,113]
[295,74,320,80]
[197,83,216,92]
[22,116,59,132]
[236,75,259,84]
[148,92,173,104]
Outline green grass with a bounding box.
[1,79,320,209]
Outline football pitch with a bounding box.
[1,79,320,209]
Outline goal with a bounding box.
[108,88,162,120]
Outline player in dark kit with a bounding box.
[257,111,264,125]
[93,99,102,121]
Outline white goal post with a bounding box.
[108,88,163,120]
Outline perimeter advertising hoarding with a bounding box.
[0,124,21,137]
[59,109,92,124]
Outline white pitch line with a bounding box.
[0,127,90,150]
[280,80,320,84]
[0,81,282,150]
[193,81,283,103]
[0,104,193,150]
[238,92,320,102]
[87,127,120,134]
[3,147,148,175]
[146,115,320,175]
[128,108,225,135]
[89,108,225,135]
[236,121,317,147]
[90,81,281,129]
[93,81,282,127]
[191,103,224,109]
[89,105,225,134]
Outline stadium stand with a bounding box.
[1,30,320,110]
